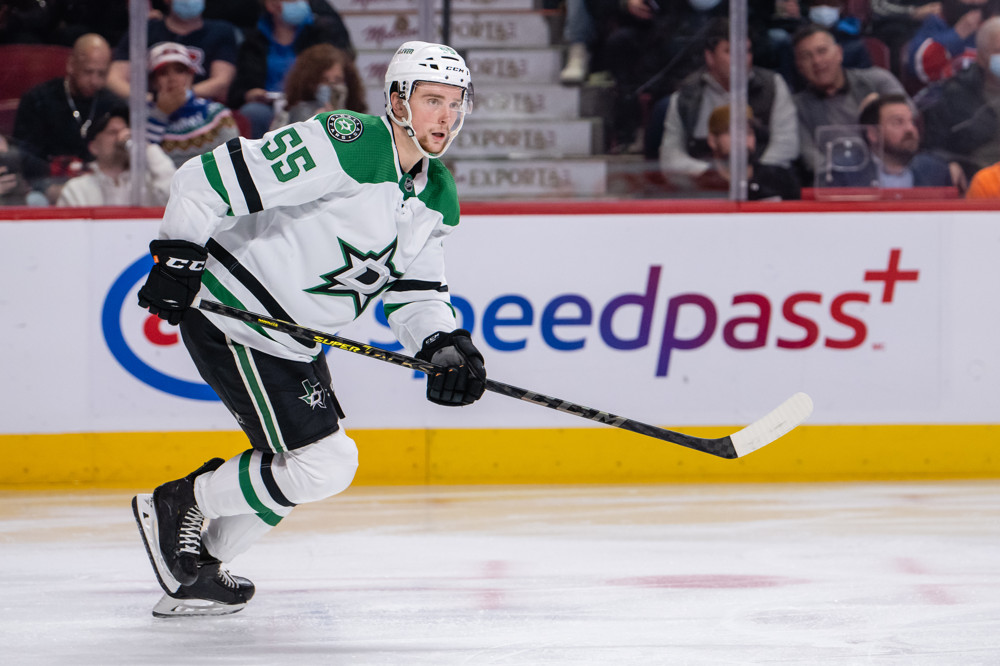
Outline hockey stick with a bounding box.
[194,298,813,459]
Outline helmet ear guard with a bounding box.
[384,41,473,159]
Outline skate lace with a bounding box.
[177,506,205,556]
[216,567,238,589]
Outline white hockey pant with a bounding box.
[193,428,358,562]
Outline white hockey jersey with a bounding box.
[158,111,461,362]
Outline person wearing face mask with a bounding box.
[905,0,994,86]
[767,0,873,92]
[145,42,240,168]
[270,43,367,131]
[106,0,239,103]
[228,0,353,139]
[920,16,1000,179]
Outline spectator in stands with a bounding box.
[792,24,909,179]
[920,16,1000,178]
[965,154,1000,195]
[56,108,176,206]
[107,0,238,103]
[589,0,731,152]
[828,93,960,188]
[227,0,353,138]
[870,0,942,77]
[270,43,366,130]
[12,33,126,203]
[55,1,132,48]
[682,104,801,200]
[657,18,799,178]
[764,0,874,92]
[905,0,988,86]
[0,0,61,45]
[146,42,239,168]
[559,0,596,85]
[202,0,262,35]
[0,133,35,205]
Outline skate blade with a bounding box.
[152,594,247,618]
[131,494,181,594]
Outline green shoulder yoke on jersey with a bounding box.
[317,111,459,227]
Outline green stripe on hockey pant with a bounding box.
[238,450,285,526]
[229,342,286,453]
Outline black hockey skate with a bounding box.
[132,458,224,592]
[151,553,255,618]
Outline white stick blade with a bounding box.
[729,392,814,458]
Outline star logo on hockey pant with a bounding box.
[298,379,327,409]
[305,238,402,316]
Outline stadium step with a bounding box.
[342,1,613,198]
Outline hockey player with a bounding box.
[131,41,485,617]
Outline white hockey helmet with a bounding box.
[383,41,473,158]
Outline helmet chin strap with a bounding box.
[389,98,461,160]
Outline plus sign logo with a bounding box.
[864,248,919,303]
[640,248,926,376]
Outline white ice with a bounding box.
[2,482,999,665]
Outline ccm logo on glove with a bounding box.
[137,239,208,325]
[164,257,206,271]
[416,329,487,406]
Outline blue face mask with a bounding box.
[808,5,841,28]
[315,83,332,106]
[171,0,204,20]
[281,0,313,27]
[990,53,1000,79]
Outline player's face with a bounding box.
[405,82,466,154]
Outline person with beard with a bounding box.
[831,93,958,188]
[56,109,176,206]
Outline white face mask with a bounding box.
[808,5,841,28]
[990,53,1000,79]
[316,82,348,108]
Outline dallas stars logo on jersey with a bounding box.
[327,114,363,142]
[305,237,402,316]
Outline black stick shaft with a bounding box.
[195,299,739,458]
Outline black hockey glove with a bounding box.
[137,239,208,325]
[416,329,487,406]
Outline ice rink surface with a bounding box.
[2,481,999,665]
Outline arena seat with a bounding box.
[0,44,72,137]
